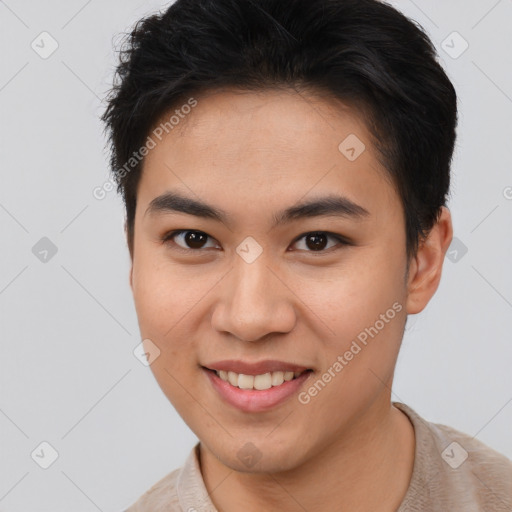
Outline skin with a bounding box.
[129,87,453,511]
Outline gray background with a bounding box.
[0,0,511,510]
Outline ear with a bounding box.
[405,206,453,315]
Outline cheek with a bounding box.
[302,253,406,340]
[131,254,207,411]
[297,272,406,434]
[299,247,407,393]
[131,248,205,336]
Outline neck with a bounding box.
[199,400,415,512]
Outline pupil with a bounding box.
[186,231,206,249]
[306,233,327,251]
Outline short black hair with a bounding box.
[101,0,458,261]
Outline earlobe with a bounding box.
[405,206,453,315]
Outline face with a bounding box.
[130,88,412,472]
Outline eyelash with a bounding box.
[161,229,351,254]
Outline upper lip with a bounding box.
[204,359,311,375]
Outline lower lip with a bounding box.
[204,368,312,413]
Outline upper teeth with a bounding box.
[215,370,302,390]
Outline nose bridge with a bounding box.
[212,250,296,342]
[235,254,272,306]
[231,253,278,320]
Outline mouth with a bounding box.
[201,361,313,412]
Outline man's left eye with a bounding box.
[290,231,349,252]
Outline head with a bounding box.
[102,0,456,472]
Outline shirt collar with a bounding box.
[177,442,218,511]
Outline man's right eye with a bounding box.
[162,230,220,252]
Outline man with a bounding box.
[101,0,512,510]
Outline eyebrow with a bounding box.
[144,191,370,229]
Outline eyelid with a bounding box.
[161,229,351,253]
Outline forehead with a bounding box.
[160,87,377,162]
[137,87,398,224]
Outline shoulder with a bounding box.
[396,402,512,511]
[122,443,208,512]
[429,419,512,505]
[123,467,182,512]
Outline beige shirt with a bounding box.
[124,402,512,511]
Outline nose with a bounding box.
[210,255,296,342]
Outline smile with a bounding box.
[214,369,307,390]
[202,364,313,412]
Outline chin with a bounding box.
[204,433,310,474]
